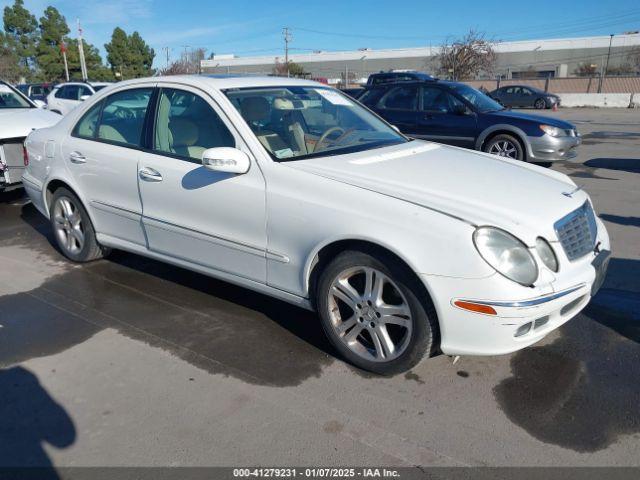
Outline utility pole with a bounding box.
[77,19,88,81]
[181,45,191,73]
[162,47,171,70]
[283,27,292,77]
[60,39,69,81]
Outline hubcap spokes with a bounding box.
[490,141,518,158]
[328,267,412,363]
[53,198,84,254]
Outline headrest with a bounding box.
[273,97,304,111]
[241,96,270,122]
[170,118,198,147]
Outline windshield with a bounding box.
[225,86,407,161]
[0,84,33,109]
[449,84,504,113]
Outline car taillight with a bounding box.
[23,145,29,166]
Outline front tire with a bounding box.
[534,98,547,109]
[316,250,438,375]
[50,187,109,262]
[483,134,525,161]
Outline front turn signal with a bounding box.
[454,301,497,316]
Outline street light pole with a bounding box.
[600,33,614,93]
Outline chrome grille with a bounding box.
[554,202,597,261]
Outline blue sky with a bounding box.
[3,0,640,68]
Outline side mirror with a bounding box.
[202,147,250,174]
[33,99,46,108]
[79,95,91,102]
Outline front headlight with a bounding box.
[540,125,564,137]
[473,227,539,286]
[535,237,559,272]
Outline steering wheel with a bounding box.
[314,126,346,153]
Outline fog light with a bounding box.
[515,322,533,337]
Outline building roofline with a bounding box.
[202,33,640,68]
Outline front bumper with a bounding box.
[526,133,581,162]
[422,220,610,356]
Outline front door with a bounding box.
[372,85,420,137]
[61,86,154,246]
[414,86,477,148]
[137,85,267,283]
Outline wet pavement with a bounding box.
[1,108,639,467]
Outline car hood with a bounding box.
[0,108,61,139]
[485,109,574,129]
[286,141,588,244]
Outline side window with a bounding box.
[522,88,533,96]
[31,86,43,96]
[79,85,93,98]
[72,101,103,139]
[154,88,235,161]
[505,87,515,94]
[379,86,418,110]
[97,88,153,147]
[422,87,447,111]
[55,86,67,98]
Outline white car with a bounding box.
[22,75,610,374]
[46,81,112,116]
[0,82,61,193]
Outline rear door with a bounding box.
[370,85,420,136]
[61,86,154,246]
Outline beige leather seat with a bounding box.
[241,97,289,153]
[169,118,205,159]
[98,124,127,143]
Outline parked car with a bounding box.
[489,85,560,110]
[359,79,580,165]
[23,75,609,374]
[340,87,366,99]
[15,83,53,104]
[0,81,61,193]
[367,71,436,86]
[46,81,112,115]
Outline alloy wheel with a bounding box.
[53,197,85,255]
[327,266,413,362]
[489,140,519,159]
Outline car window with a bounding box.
[522,88,533,96]
[97,88,153,147]
[154,88,235,161]
[379,86,418,110]
[226,86,406,162]
[0,84,32,109]
[31,86,43,95]
[422,86,447,111]
[72,101,103,139]
[79,85,93,98]
[54,86,67,98]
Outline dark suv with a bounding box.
[359,79,580,164]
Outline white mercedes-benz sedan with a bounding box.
[22,75,610,374]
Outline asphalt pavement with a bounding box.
[0,108,638,468]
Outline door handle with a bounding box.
[69,151,86,164]
[139,167,163,182]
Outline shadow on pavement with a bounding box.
[0,367,73,477]
[584,157,640,173]
[599,214,640,228]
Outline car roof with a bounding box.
[111,74,325,91]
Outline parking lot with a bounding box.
[1,107,639,467]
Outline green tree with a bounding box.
[0,30,23,81]
[35,6,70,81]
[2,0,38,71]
[105,27,154,79]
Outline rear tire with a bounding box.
[316,250,438,375]
[49,187,110,262]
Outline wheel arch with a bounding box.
[44,178,96,226]
[476,125,530,160]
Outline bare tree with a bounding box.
[574,63,599,77]
[437,30,496,81]
[157,47,207,76]
[273,59,306,77]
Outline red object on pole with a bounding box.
[59,41,67,53]
[552,103,558,112]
